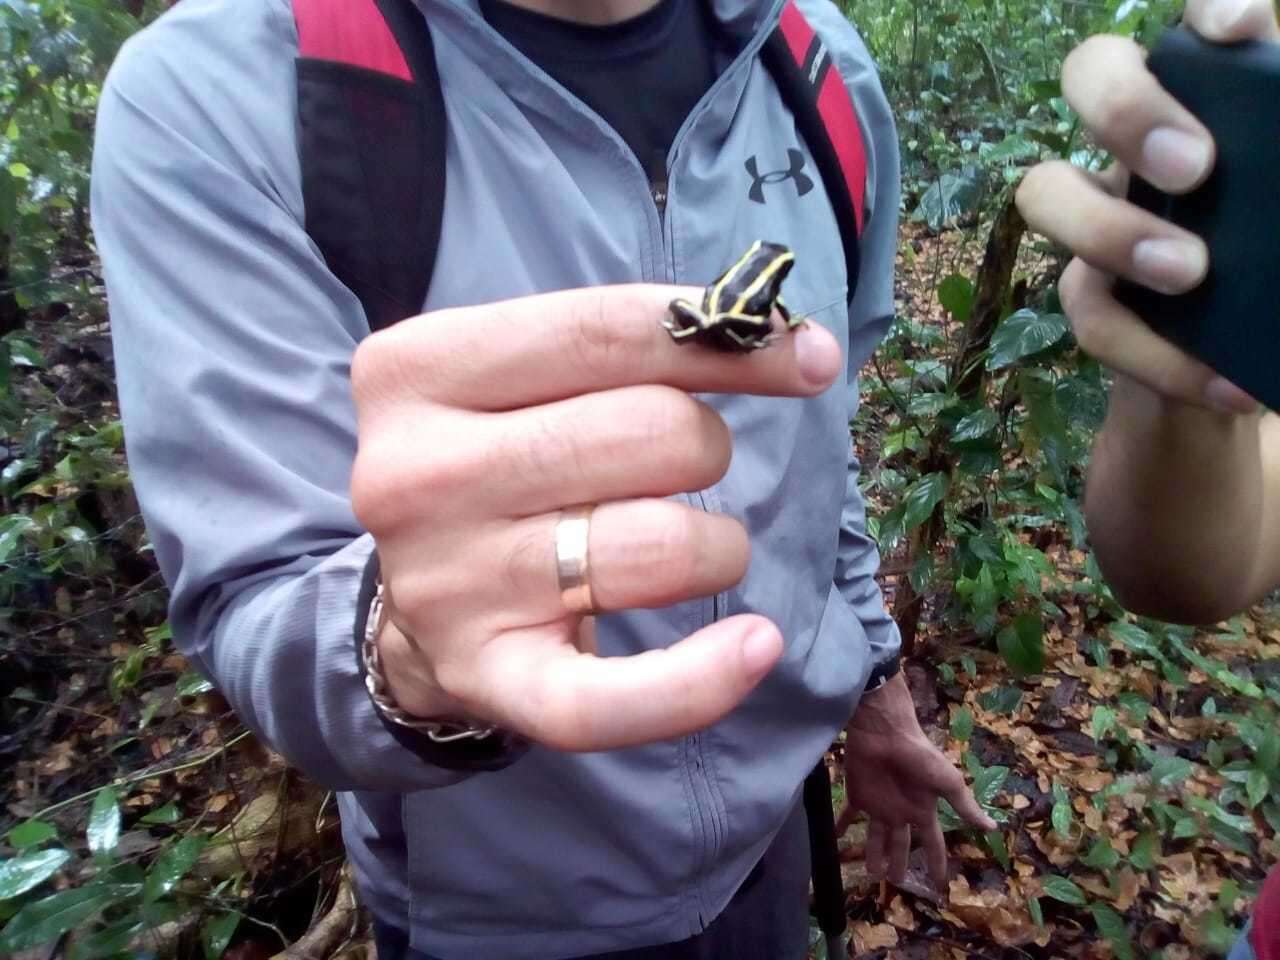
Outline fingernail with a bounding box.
[1213,0,1251,34]
[740,626,782,678]
[1204,376,1259,414]
[1141,127,1212,192]
[1132,237,1208,295]
[793,322,842,389]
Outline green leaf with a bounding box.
[1090,903,1135,960]
[1,458,33,490]
[7,162,31,179]
[936,797,962,833]
[0,849,71,900]
[997,614,1044,677]
[951,408,999,444]
[973,764,1010,808]
[3,336,42,369]
[1187,794,1254,832]
[1081,839,1119,871]
[1110,620,1159,657]
[988,309,1069,369]
[87,787,121,859]
[1173,816,1201,839]
[937,274,975,324]
[1220,878,1241,913]
[1149,754,1194,788]
[1248,769,1270,809]
[1052,783,1073,837]
[901,472,948,533]
[0,514,35,563]
[203,912,240,960]
[1116,693,1151,722]
[1091,705,1118,743]
[911,167,985,231]
[985,830,1010,870]
[951,706,974,743]
[979,686,1023,715]
[143,835,207,903]
[0,888,116,951]
[1028,895,1044,928]
[1130,831,1160,871]
[140,802,182,826]
[1041,874,1087,905]
[7,821,57,850]
[175,671,213,698]
[907,391,955,417]
[68,917,145,960]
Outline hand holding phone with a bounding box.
[1117,27,1280,412]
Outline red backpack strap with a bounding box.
[762,0,869,299]
[293,0,412,81]
[291,0,446,331]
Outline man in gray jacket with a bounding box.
[91,0,996,955]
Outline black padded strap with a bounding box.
[295,0,446,332]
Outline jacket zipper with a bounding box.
[648,151,669,225]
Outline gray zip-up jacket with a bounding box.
[91,0,901,954]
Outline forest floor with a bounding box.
[3,220,1278,960]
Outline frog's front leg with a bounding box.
[775,297,806,331]
[663,299,709,340]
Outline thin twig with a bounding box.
[24,729,253,821]
[15,579,165,640]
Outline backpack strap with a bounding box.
[761,0,869,300]
[292,0,446,332]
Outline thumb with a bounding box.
[482,614,783,752]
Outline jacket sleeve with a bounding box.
[811,2,904,668]
[91,13,489,791]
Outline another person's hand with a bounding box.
[838,673,996,890]
[1016,0,1278,412]
[350,285,843,752]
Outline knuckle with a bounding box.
[431,656,476,706]
[1014,163,1056,220]
[564,291,644,373]
[633,389,729,484]
[1090,82,1148,141]
[350,453,394,532]
[655,509,704,584]
[352,326,435,407]
[353,424,477,532]
[518,409,592,489]
[502,522,550,598]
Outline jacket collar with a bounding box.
[427,0,784,49]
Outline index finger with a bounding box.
[1063,35,1215,194]
[368,284,843,411]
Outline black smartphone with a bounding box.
[1115,27,1280,410]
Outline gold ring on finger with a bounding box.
[556,504,596,615]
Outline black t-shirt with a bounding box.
[480,0,723,181]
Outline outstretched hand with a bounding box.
[839,673,996,891]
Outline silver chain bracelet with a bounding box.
[362,580,498,744]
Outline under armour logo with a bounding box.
[744,149,814,204]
